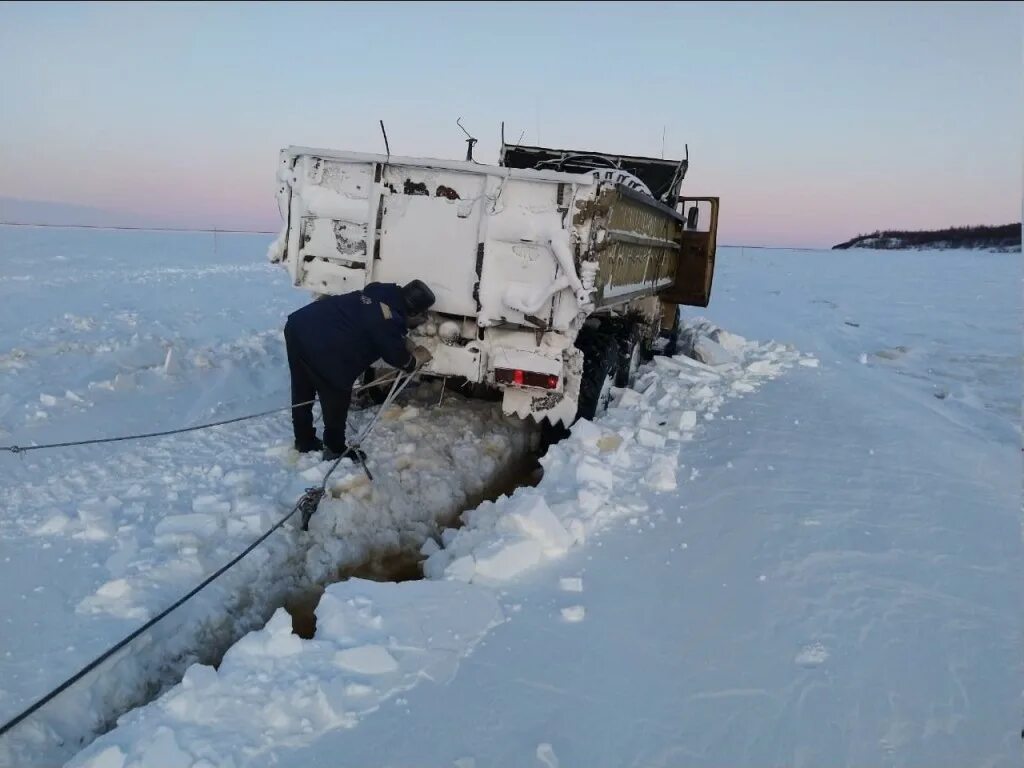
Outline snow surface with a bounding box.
[1,231,1020,767]
[66,312,812,768]
[0,226,532,766]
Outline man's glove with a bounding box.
[412,346,433,368]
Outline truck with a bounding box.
[268,140,719,426]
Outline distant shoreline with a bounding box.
[833,224,1021,252]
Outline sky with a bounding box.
[0,1,1020,248]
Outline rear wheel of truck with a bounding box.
[576,330,619,421]
[660,307,681,357]
[615,327,648,388]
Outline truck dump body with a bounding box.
[269,144,718,424]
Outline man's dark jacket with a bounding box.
[284,282,416,390]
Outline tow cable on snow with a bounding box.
[0,367,421,741]
[300,367,420,529]
[0,370,403,455]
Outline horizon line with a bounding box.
[0,220,834,252]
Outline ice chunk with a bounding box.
[560,605,585,622]
[155,514,220,540]
[576,456,615,489]
[615,388,644,409]
[570,418,604,446]
[645,455,677,491]
[95,578,131,599]
[112,372,136,391]
[795,642,829,667]
[509,496,573,555]
[690,336,736,366]
[559,577,583,593]
[191,495,231,517]
[711,328,747,352]
[138,726,192,768]
[334,645,399,675]
[75,497,119,541]
[473,539,543,581]
[576,486,606,514]
[35,513,71,536]
[537,743,561,768]
[420,538,441,557]
[84,746,126,768]
[423,550,452,580]
[636,428,666,449]
[747,360,777,376]
[78,579,148,620]
[445,555,477,582]
[181,663,219,691]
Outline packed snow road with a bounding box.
[1,229,1020,767]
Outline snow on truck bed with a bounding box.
[1,228,1021,767]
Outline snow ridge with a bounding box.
[424,320,809,583]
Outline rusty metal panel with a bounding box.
[577,186,685,309]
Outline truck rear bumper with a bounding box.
[420,337,563,388]
[500,347,583,426]
[416,335,582,425]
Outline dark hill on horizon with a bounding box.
[834,224,1020,251]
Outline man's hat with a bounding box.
[402,280,436,317]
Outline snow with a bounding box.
[0,227,531,766]
[558,577,583,592]
[2,233,1019,768]
[559,605,585,622]
[68,579,503,768]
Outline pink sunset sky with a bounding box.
[0,2,1019,248]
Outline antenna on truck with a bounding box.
[379,120,391,163]
[659,143,690,204]
[457,117,478,162]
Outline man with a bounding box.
[284,279,435,461]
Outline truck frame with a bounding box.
[269,141,718,425]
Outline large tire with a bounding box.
[660,307,681,357]
[614,325,646,387]
[575,329,619,421]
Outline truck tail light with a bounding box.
[495,368,559,390]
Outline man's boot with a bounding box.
[322,443,367,463]
[294,436,323,454]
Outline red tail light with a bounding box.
[495,368,559,390]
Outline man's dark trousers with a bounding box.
[284,322,352,452]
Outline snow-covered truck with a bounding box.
[268,142,719,425]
